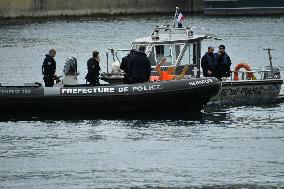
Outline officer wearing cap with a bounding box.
[201,46,218,77]
[120,49,136,84]
[216,45,232,79]
[42,48,57,87]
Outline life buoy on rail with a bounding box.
[233,63,254,81]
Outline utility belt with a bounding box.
[43,75,54,79]
[43,75,61,84]
[43,75,54,83]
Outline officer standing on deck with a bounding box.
[216,45,232,80]
[85,51,101,86]
[120,49,136,84]
[201,46,217,78]
[128,45,151,84]
[42,48,57,87]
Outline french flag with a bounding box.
[176,11,185,22]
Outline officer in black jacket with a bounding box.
[120,49,136,84]
[42,49,57,87]
[128,45,151,84]
[215,45,232,80]
[201,46,217,78]
[85,51,101,86]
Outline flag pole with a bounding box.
[173,7,179,28]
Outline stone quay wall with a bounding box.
[0,0,204,18]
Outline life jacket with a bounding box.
[206,52,218,66]
[219,52,228,65]
[160,71,174,81]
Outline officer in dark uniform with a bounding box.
[85,51,101,86]
[120,49,136,84]
[216,45,232,80]
[128,45,151,84]
[42,49,57,87]
[201,46,217,78]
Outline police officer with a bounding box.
[128,45,151,84]
[42,48,57,87]
[120,49,136,84]
[201,46,217,77]
[85,51,101,86]
[216,45,232,80]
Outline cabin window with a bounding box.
[190,43,197,65]
[136,43,197,67]
[154,44,187,66]
[155,45,164,55]
[178,44,190,66]
[155,45,173,66]
[172,44,182,65]
[178,43,198,66]
[147,45,156,66]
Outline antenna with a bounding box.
[263,48,275,76]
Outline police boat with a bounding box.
[100,8,283,106]
[0,57,220,114]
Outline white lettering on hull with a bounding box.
[61,84,163,95]
[0,89,31,95]
[188,79,214,86]
[132,85,162,92]
[61,88,116,94]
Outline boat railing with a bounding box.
[150,24,194,39]
[258,70,281,79]
[231,70,255,80]
[231,68,281,80]
[0,82,42,88]
[105,48,130,74]
[150,24,222,42]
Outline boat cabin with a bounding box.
[103,25,210,81]
[131,25,208,78]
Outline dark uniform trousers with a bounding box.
[42,54,56,87]
[85,57,101,86]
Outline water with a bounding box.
[0,15,284,188]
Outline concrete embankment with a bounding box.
[0,0,204,18]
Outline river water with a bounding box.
[0,15,284,188]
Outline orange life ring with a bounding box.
[234,63,254,81]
